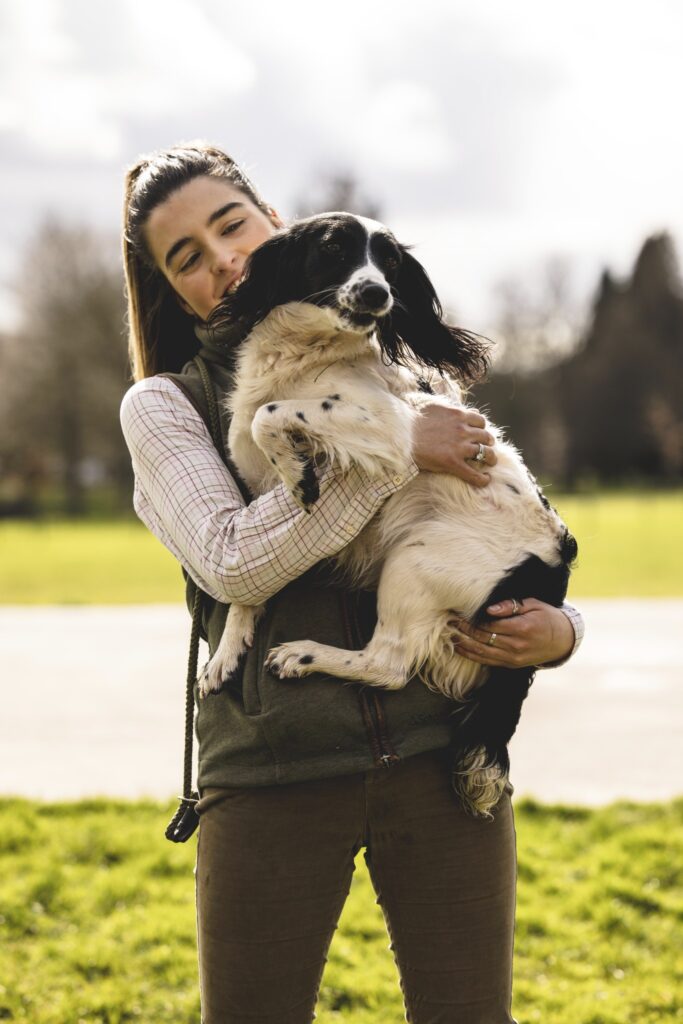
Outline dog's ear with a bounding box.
[208,229,304,332]
[376,248,490,383]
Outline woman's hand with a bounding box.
[448,598,575,668]
[412,403,496,487]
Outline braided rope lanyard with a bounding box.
[165,355,227,842]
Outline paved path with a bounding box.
[1,600,681,804]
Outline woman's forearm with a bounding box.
[120,377,417,605]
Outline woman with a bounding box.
[120,143,583,1024]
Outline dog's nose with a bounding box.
[357,283,390,310]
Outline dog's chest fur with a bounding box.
[225,301,567,600]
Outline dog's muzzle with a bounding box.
[339,278,393,317]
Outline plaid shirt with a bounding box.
[120,376,584,663]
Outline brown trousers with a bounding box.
[195,749,518,1024]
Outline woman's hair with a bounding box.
[123,142,275,381]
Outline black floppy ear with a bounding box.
[376,248,490,383]
[208,229,304,332]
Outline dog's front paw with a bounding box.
[451,746,509,820]
[265,641,319,679]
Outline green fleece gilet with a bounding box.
[162,348,455,789]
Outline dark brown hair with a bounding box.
[123,142,277,380]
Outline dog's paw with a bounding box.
[265,641,319,679]
[198,648,248,699]
[451,746,508,820]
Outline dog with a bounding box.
[198,212,578,817]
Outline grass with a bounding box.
[0,797,680,1023]
[0,491,682,604]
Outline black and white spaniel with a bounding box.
[199,212,578,817]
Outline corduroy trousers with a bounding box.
[194,749,518,1024]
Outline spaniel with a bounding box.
[199,212,577,817]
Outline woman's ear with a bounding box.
[377,248,490,383]
[267,206,285,229]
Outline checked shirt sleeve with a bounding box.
[537,601,585,668]
[119,376,418,606]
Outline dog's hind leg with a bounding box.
[199,603,265,698]
[265,626,411,689]
[265,550,442,689]
[450,668,533,818]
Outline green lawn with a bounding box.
[0,797,680,1023]
[0,491,681,603]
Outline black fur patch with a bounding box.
[296,411,308,422]
[322,400,332,411]
[299,654,314,665]
[416,377,435,394]
[267,404,278,413]
[450,542,578,801]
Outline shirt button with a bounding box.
[392,474,403,485]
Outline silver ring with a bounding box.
[474,443,486,464]
[487,632,498,647]
[511,598,520,616]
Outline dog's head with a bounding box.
[209,212,489,383]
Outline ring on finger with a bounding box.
[511,598,520,616]
[474,443,487,464]
[487,632,498,647]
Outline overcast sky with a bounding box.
[1,0,681,333]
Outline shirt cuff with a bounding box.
[537,600,584,669]
[332,458,420,542]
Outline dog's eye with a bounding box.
[323,241,342,254]
[385,256,399,270]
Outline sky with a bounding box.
[1,0,682,335]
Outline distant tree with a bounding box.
[490,257,581,375]
[473,234,683,487]
[0,220,131,515]
[471,258,582,482]
[557,234,683,484]
[293,170,383,220]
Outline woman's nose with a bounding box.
[210,244,238,275]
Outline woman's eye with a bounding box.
[179,252,199,272]
[222,219,245,235]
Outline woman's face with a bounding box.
[145,175,283,321]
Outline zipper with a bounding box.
[342,590,400,768]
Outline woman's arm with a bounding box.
[120,377,418,606]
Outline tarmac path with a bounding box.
[1,599,681,804]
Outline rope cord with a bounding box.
[165,355,225,843]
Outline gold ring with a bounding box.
[487,632,498,647]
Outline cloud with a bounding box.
[0,0,256,160]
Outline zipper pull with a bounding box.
[379,753,400,768]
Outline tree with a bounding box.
[293,170,383,220]
[0,220,132,515]
[472,234,683,486]
[557,234,683,484]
